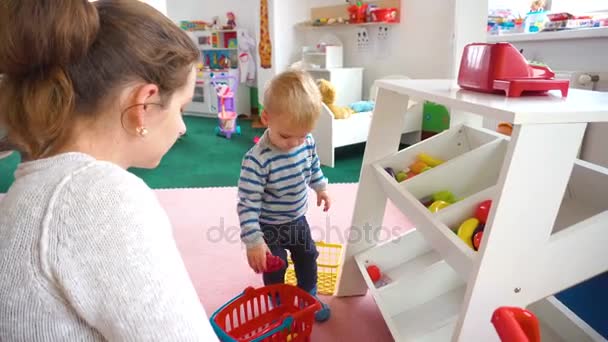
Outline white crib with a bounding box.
[312,76,423,167]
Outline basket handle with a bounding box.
[210,287,257,341]
[251,315,294,342]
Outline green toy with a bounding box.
[421,101,450,140]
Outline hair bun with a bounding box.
[0,1,100,76]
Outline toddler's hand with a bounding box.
[316,190,331,212]
[247,242,270,273]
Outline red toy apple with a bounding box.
[366,265,382,283]
[475,200,492,224]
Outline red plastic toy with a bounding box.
[492,307,541,342]
[265,252,286,273]
[458,42,569,97]
[473,230,483,251]
[366,265,382,283]
[475,200,492,224]
[210,284,321,341]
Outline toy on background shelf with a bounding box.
[454,199,493,251]
[348,1,368,24]
[225,12,236,29]
[212,75,241,139]
[180,20,210,31]
[317,79,354,120]
[211,16,221,30]
[370,7,399,23]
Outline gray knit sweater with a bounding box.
[0,153,217,341]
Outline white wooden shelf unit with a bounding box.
[335,79,608,342]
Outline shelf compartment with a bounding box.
[377,124,501,180]
[435,186,497,231]
[401,138,508,204]
[373,162,476,277]
[554,159,608,234]
[371,136,508,277]
[355,229,466,341]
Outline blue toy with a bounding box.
[349,100,375,113]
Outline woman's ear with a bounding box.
[122,84,160,136]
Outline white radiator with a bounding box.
[556,71,608,168]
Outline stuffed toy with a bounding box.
[350,100,375,113]
[317,79,354,120]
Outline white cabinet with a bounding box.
[302,45,343,69]
[184,29,251,118]
[185,69,250,118]
[307,67,363,107]
[336,79,608,341]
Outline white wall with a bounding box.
[517,38,608,168]
[299,0,461,99]
[141,0,167,15]
[515,38,608,74]
[167,0,257,35]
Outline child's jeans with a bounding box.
[261,216,318,293]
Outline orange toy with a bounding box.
[410,160,429,174]
[497,122,513,136]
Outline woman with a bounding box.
[0,1,216,340]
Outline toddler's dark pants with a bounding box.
[260,216,318,293]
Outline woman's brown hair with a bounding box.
[0,0,200,159]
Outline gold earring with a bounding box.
[137,127,148,137]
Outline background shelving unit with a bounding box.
[185,29,250,118]
[336,79,608,341]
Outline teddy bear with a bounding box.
[317,79,354,120]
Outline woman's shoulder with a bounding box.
[59,158,161,219]
[69,159,149,194]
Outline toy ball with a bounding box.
[366,265,382,282]
[473,231,483,251]
[433,190,456,204]
[457,218,479,249]
[475,200,492,224]
[429,200,450,213]
[396,171,408,182]
[407,171,417,179]
[471,224,484,249]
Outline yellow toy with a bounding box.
[317,79,354,120]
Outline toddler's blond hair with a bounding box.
[263,69,322,129]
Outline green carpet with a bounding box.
[0,116,364,192]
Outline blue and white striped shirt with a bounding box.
[237,131,327,247]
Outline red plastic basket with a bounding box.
[210,284,321,342]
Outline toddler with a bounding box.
[237,69,331,321]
